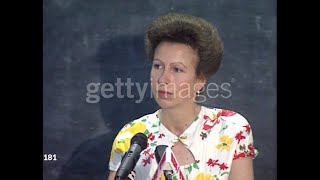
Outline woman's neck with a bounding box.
[159,103,201,136]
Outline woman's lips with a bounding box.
[157,90,173,98]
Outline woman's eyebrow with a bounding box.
[153,59,191,69]
[171,62,188,69]
[153,59,162,62]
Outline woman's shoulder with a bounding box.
[111,110,160,152]
[201,105,252,129]
[131,109,160,124]
[118,109,160,133]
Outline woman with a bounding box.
[108,13,258,180]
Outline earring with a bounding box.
[196,90,200,97]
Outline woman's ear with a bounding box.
[195,76,207,92]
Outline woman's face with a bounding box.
[150,41,205,109]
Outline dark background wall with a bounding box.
[43,0,276,179]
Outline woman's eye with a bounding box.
[173,67,183,73]
[153,64,162,69]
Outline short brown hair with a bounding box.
[145,13,224,79]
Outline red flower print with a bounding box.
[141,148,155,166]
[219,163,228,170]
[203,115,220,131]
[235,131,245,143]
[143,148,151,156]
[148,133,155,141]
[220,110,237,116]
[206,159,213,166]
[204,115,215,122]
[149,153,155,159]
[203,113,220,122]
[206,159,219,167]
[243,124,251,134]
[202,109,236,131]
[158,133,165,138]
[248,144,256,157]
[234,150,246,159]
[207,159,228,170]
[248,144,254,152]
[142,157,151,166]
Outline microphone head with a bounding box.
[131,132,148,150]
[155,145,168,163]
[115,132,148,179]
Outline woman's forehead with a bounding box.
[153,42,198,66]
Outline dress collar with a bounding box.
[157,106,204,147]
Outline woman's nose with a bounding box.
[157,70,170,84]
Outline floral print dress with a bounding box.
[109,106,258,180]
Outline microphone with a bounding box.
[115,132,148,180]
[152,146,185,180]
[155,145,174,180]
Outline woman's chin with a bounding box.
[155,98,175,109]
